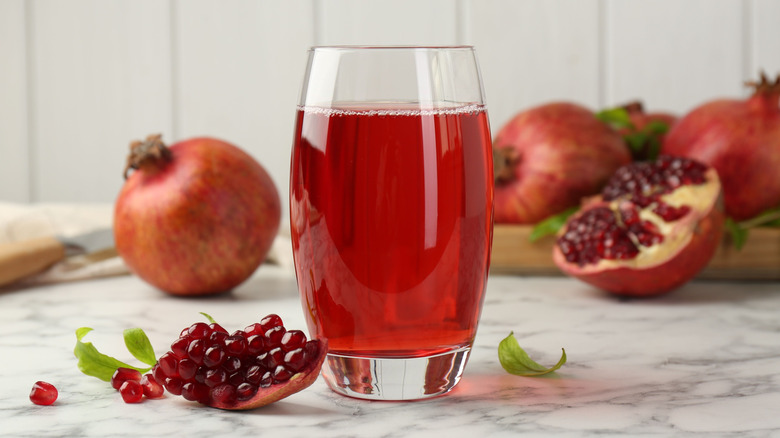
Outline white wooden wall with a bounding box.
[2,0,779,221]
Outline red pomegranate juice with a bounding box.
[290,104,493,358]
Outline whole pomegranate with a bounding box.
[493,102,631,224]
[553,156,724,297]
[115,134,281,296]
[662,73,780,221]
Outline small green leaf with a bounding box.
[123,328,157,366]
[642,120,670,136]
[498,332,566,377]
[74,327,151,382]
[725,218,749,250]
[529,207,579,242]
[200,312,217,324]
[595,107,634,130]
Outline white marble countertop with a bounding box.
[2,265,780,437]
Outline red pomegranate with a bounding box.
[493,102,632,224]
[553,156,724,297]
[115,134,281,296]
[152,315,326,410]
[662,73,780,221]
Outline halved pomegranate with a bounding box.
[553,156,724,297]
[153,315,326,410]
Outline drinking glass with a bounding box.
[290,46,493,400]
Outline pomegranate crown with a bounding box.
[123,134,172,179]
[745,71,780,95]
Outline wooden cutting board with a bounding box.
[490,224,780,280]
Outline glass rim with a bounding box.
[308,45,475,52]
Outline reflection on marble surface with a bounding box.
[2,266,779,437]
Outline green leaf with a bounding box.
[725,218,749,250]
[74,327,152,382]
[123,328,157,366]
[200,312,217,324]
[595,107,634,130]
[642,120,670,136]
[529,207,579,242]
[498,332,567,377]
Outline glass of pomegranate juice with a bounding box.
[290,46,494,400]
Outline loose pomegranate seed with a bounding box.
[111,367,142,390]
[30,381,58,406]
[141,374,164,398]
[119,380,144,403]
[153,314,323,407]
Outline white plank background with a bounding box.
[2,0,779,221]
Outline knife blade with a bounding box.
[0,228,114,287]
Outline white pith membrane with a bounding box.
[570,168,721,273]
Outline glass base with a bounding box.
[320,347,471,401]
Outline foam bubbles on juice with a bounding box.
[298,104,485,118]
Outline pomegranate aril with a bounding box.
[164,377,183,395]
[280,330,307,351]
[30,381,58,406]
[171,337,189,358]
[210,383,237,404]
[224,335,247,356]
[265,326,286,348]
[246,335,265,354]
[194,366,208,384]
[244,323,263,337]
[653,203,691,222]
[260,371,273,388]
[222,356,242,374]
[228,372,245,386]
[178,358,199,380]
[111,367,142,390]
[188,322,211,339]
[284,348,306,372]
[182,382,210,404]
[141,374,164,398]
[236,383,258,401]
[260,314,283,332]
[245,365,264,385]
[259,347,284,369]
[158,352,179,377]
[204,346,226,367]
[152,364,166,382]
[303,341,321,362]
[120,380,144,403]
[209,323,228,334]
[187,339,206,364]
[205,368,228,387]
[272,365,293,383]
[208,331,228,346]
